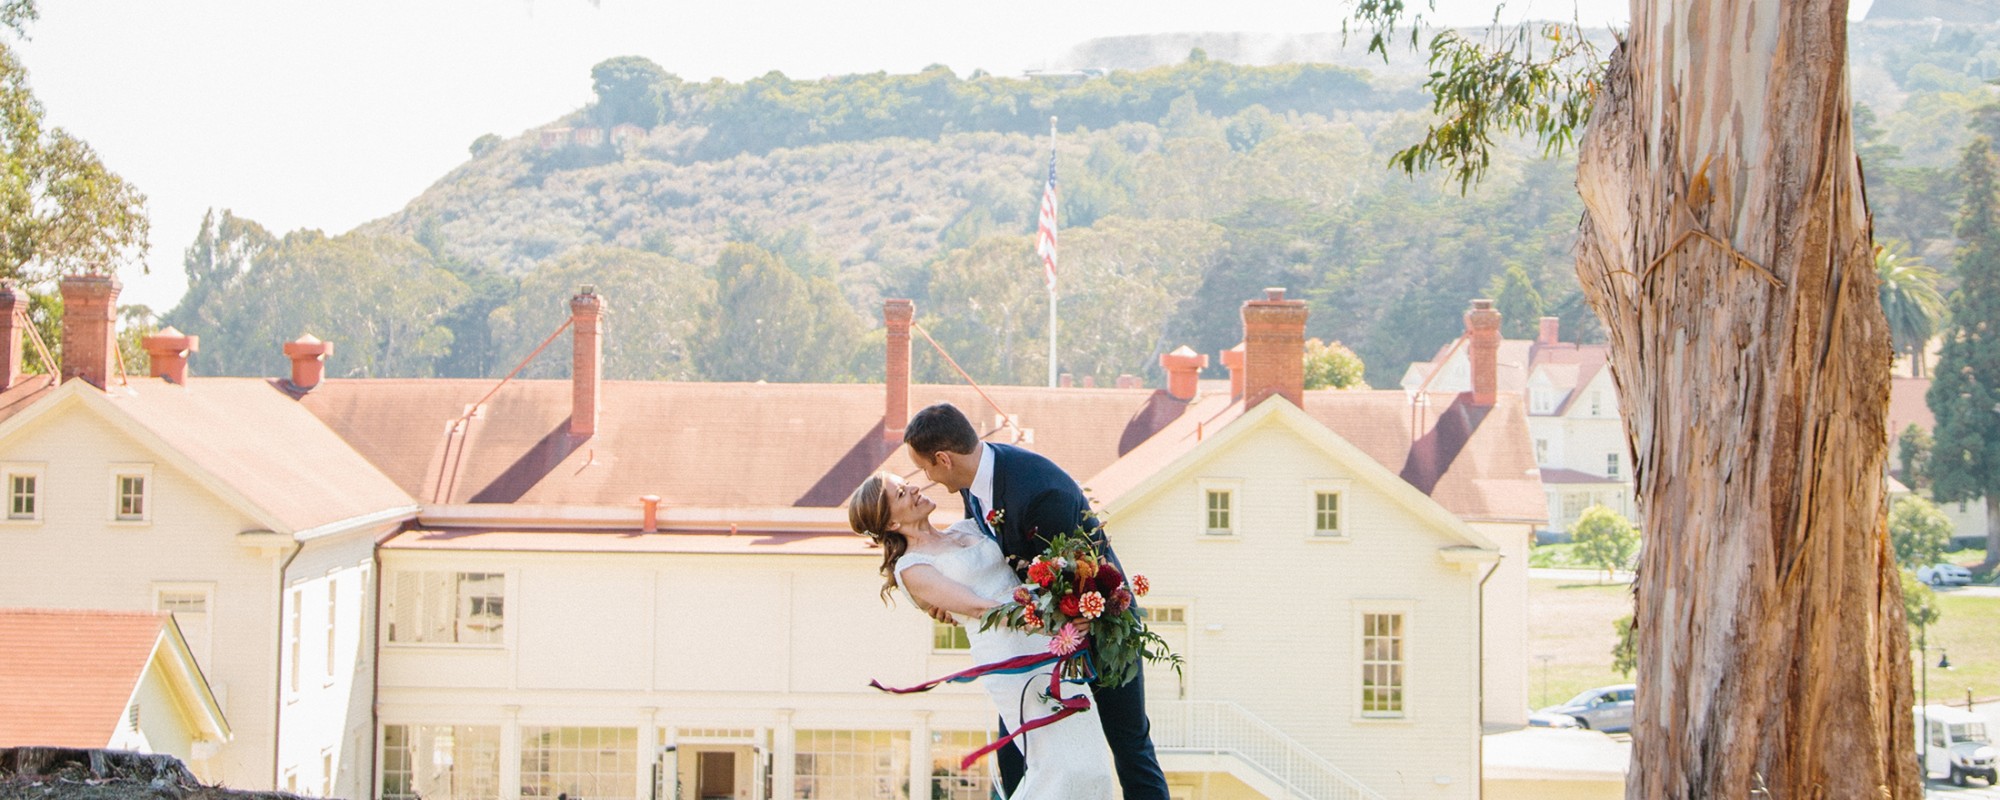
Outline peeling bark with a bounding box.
[1573,1,1917,797]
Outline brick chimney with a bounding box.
[883,299,914,441]
[1159,346,1207,401]
[0,280,23,391]
[571,287,603,439]
[1537,316,1561,347]
[142,327,199,385]
[1241,288,1308,409]
[59,274,120,389]
[284,335,333,390]
[1466,298,1502,407]
[1220,343,1245,402]
[641,494,660,533]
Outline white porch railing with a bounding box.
[1149,701,1388,800]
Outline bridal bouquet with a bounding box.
[978,528,1181,688]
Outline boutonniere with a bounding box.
[986,508,1005,527]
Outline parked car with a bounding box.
[1528,709,1581,728]
[1919,704,1999,786]
[1918,563,1973,587]
[1540,684,1635,733]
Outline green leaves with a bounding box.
[0,40,148,280]
[1570,504,1638,582]
[1890,495,1954,572]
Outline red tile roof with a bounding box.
[101,378,416,532]
[1889,376,1934,436]
[0,609,168,747]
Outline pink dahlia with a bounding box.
[1078,591,1107,619]
[1132,574,1150,597]
[1110,587,1133,613]
[1048,622,1088,656]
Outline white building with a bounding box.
[1,277,1546,799]
[1401,313,1634,535]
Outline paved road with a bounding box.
[1928,776,2000,798]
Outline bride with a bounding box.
[848,472,1117,800]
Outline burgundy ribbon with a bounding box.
[870,651,1095,770]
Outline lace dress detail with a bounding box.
[894,521,1117,799]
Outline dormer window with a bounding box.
[1529,386,1558,415]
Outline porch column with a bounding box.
[637,707,659,800]
[499,705,522,799]
[773,710,795,800]
[909,712,932,800]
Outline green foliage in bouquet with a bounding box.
[977,528,1182,688]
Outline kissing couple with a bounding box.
[847,402,1170,800]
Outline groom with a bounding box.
[903,402,1170,800]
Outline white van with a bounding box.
[1919,704,1998,786]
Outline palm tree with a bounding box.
[1878,239,1947,377]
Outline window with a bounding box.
[127,702,140,731]
[1589,391,1603,416]
[1311,492,1343,536]
[4,465,40,521]
[1529,386,1557,414]
[520,727,636,800]
[1606,453,1620,480]
[288,589,302,694]
[928,731,994,800]
[1205,490,1232,534]
[381,725,502,800]
[1560,493,1587,525]
[386,571,505,645]
[156,585,213,670]
[932,620,969,652]
[793,729,910,800]
[108,463,153,523]
[1360,613,1405,716]
[326,580,339,679]
[1534,439,1550,466]
[1146,607,1186,624]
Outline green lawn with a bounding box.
[1527,578,1633,708]
[1925,591,2000,707]
[1527,577,2000,712]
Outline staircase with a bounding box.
[1149,701,1388,800]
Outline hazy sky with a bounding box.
[14,0,1863,311]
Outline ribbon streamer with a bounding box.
[870,650,1096,770]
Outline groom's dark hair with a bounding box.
[905,403,979,456]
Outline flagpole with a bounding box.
[1047,115,1059,389]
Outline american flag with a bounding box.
[1035,150,1058,291]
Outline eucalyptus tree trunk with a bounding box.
[1572,1,1917,796]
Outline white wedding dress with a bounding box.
[894,520,1118,800]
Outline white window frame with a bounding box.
[931,619,971,653]
[1352,599,1415,722]
[288,588,302,697]
[1606,452,1621,480]
[108,463,153,524]
[385,570,509,647]
[1306,480,1351,540]
[2,462,43,523]
[1533,438,1550,466]
[325,577,339,684]
[1529,386,1557,415]
[1197,479,1242,538]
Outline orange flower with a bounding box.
[1075,558,1099,582]
[1079,591,1106,619]
[1028,561,1056,588]
[1022,605,1044,629]
[1059,594,1081,617]
[1132,574,1150,597]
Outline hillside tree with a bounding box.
[1929,138,2000,571]
[1354,0,1916,794]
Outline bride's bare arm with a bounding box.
[898,564,1000,617]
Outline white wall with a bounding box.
[1474,521,1532,728]
[278,528,384,800]
[0,406,280,789]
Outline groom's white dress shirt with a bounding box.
[970,442,997,525]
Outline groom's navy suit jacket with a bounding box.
[972,442,1121,575]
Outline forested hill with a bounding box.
[162,21,1997,388]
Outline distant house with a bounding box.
[572,127,604,147]
[0,609,231,780]
[537,127,572,151]
[1887,375,1989,545]
[0,277,1546,799]
[1403,312,1635,536]
[610,123,647,146]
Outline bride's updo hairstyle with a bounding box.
[847,473,907,605]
